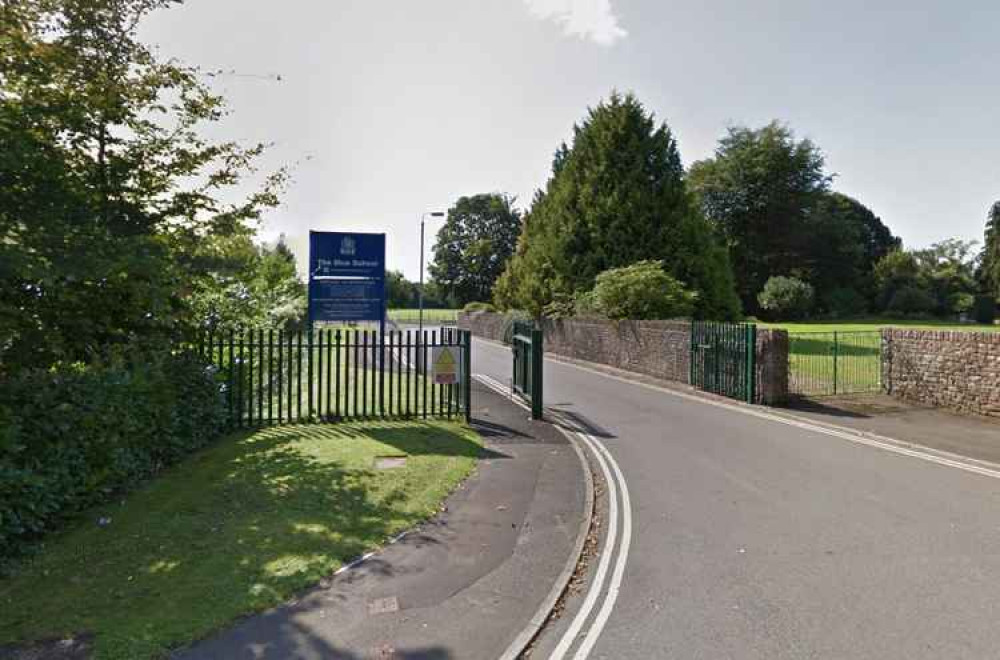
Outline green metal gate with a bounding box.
[788,331,881,397]
[512,320,543,419]
[690,321,757,403]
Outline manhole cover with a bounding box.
[374,456,407,470]
[368,596,399,615]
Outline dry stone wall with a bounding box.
[882,329,1000,418]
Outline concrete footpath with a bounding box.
[175,379,588,660]
[783,394,1000,465]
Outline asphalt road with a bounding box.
[472,338,1000,660]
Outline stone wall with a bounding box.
[457,311,509,343]
[540,317,692,383]
[882,329,1000,418]
[458,312,789,405]
[756,329,789,406]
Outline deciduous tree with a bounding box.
[430,194,521,307]
[689,122,831,312]
[0,0,285,370]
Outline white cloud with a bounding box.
[523,0,628,46]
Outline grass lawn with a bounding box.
[0,421,481,659]
[787,332,883,395]
[387,308,459,324]
[761,318,1000,333]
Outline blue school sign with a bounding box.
[308,231,386,325]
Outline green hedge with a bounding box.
[0,349,227,560]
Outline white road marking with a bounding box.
[548,424,619,660]
[574,434,633,660]
[474,373,633,660]
[473,338,1000,483]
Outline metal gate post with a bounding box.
[746,323,757,404]
[832,331,839,396]
[463,329,472,422]
[531,327,543,420]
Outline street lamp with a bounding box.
[419,211,445,335]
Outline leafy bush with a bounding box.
[825,287,867,318]
[0,348,226,559]
[462,301,496,313]
[541,293,577,319]
[757,276,815,320]
[579,261,697,320]
[886,286,936,315]
[973,295,997,325]
[949,292,975,316]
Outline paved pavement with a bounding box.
[175,379,587,660]
[785,394,1000,465]
[472,338,1000,660]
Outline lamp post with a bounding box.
[418,211,445,336]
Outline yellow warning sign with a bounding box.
[432,346,460,385]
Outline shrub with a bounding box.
[757,276,815,320]
[0,348,226,559]
[949,292,975,316]
[579,261,696,320]
[462,301,496,313]
[825,287,867,318]
[542,294,577,319]
[886,286,936,316]
[973,295,997,324]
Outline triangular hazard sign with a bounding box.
[435,349,456,369]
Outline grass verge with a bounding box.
[0,421,481,659]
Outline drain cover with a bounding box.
[368,596,399,615]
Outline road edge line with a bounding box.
[482,376,597,660]
[573,434,632,659]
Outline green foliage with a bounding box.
[887,286,936,316]
[982,201,1000,298]
[0,348,226,559]
[825,287,868,318]
[430,194,522,307]
[973,295,997,325]
[496,92,740,320]
[689,122,832,312]
[689,123,900,314]
[578,261,696,320]
[0,0,285,372]
[543,294,580,319]
[807,193,899,310]
[913,239,980,316]
[873,249,921,310]
[187,235,305,333]
[386,270,418,308]
[757,276,815,320]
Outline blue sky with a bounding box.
[142,0,1000,280]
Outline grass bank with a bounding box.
[0,421,481,659]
